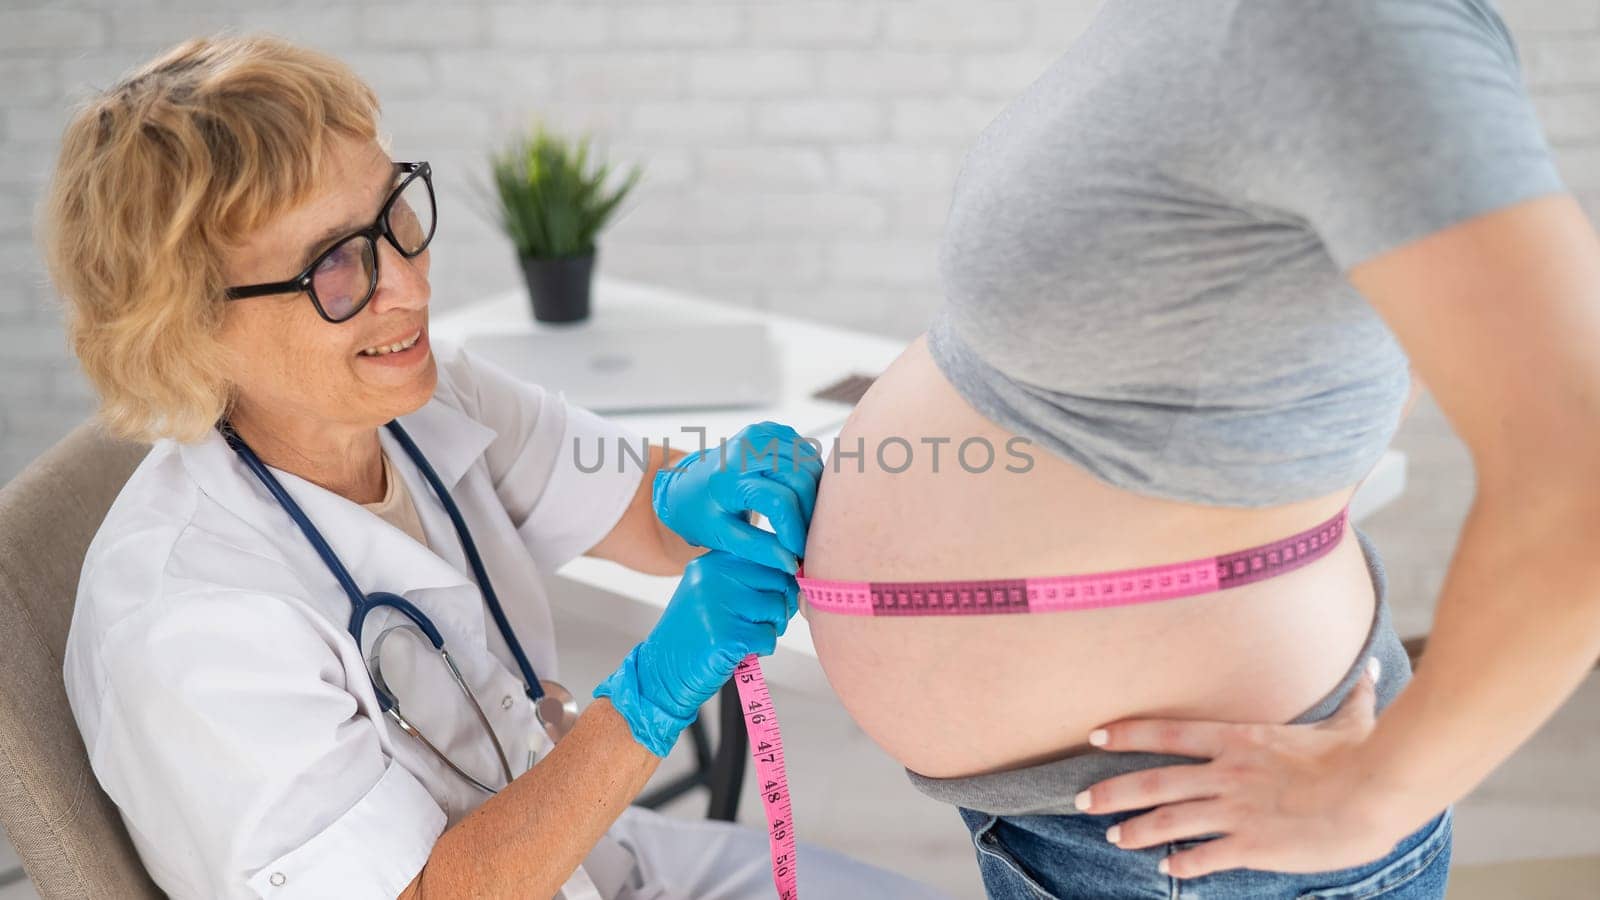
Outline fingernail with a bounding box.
[1088,728,1108,746]
[1158,857,1170,875]
[1366,656,1381,683]
[1073,789,1092,811]
[1105,825,1120,844]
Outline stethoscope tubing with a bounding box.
[220,419,544,699]
[382,421,547,703]
[220,419,544,793]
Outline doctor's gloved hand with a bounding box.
[652,421,823,574]
[594,551,799,757]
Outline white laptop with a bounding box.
[463,323,781,414]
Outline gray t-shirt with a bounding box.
[928,0,1565,507]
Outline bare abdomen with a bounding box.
[800,334,1378,778]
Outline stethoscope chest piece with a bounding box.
[536,679,579,744]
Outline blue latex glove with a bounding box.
[594,550,800,757]
[652,420,824,574]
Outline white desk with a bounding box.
[432,278,1407,694]
[432,278,907,693]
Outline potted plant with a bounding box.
[487,124,642,324]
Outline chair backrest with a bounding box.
[0,421,162,898]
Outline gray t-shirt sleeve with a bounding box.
[1208,0,1566,271]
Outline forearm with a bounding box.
[583,443,700,575]
[1345,485,1600,832]
[648,445,700,568]
[399,698,659,898]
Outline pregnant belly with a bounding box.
[801,334,1379,778]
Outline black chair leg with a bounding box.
[705,678,747,821]
[633,716,712,809]
[632,679,748,821]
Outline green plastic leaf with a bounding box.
[483,122,644,259]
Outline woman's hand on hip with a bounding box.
[1075,656,1414,878]
[651,420,823,573]
[593,551,799,756]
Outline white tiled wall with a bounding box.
[1,0,1598,482]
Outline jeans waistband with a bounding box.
[905,525,1412,816]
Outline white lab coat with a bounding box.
[62,339,947,900]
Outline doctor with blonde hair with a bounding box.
[44,33,946,900]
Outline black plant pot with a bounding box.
[520,251,595,324]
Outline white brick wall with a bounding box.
[2,0,1600,483]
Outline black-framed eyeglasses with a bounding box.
[223,161,436,324]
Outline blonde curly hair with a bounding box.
[42,34,381,443]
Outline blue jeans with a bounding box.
[957,804,1452,899]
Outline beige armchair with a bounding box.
[0,422,160,898]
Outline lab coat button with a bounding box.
[269,872,286,887]
[501,695,514,709]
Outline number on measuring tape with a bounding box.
[733,654,799,898]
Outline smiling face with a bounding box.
[218,134,437,439]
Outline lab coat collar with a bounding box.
[178,375,499,599]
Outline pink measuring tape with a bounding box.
[733,655,797,899]
[797,505,1348,616]
[734,504,1348,895]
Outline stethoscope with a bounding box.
[219,419,579,795]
